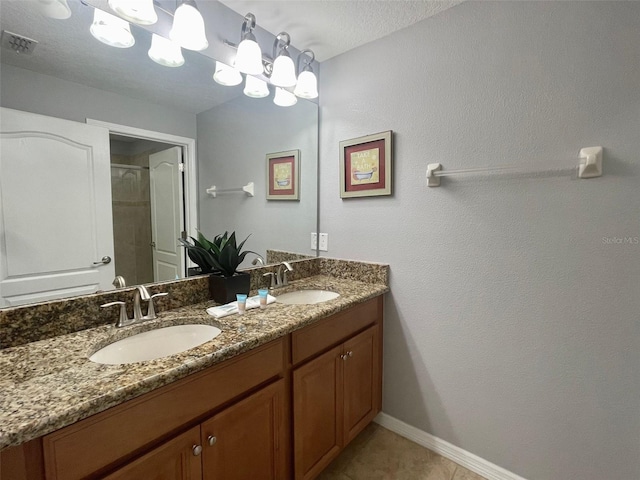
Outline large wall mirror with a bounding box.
[0,0,319,308]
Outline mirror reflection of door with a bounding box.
[110,138,185,286]
[0,108,115,307]
[149,147,184,282]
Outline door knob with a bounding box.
[92,256,112,265]
[207,435,217,446]
[192,444,203,456]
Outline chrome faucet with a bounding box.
[101,286,168,328]
[277,261,293,286]
[262,262,294,290]
[251,255,265,266]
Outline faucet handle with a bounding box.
[146,292,169,319]
[101,301,129,327]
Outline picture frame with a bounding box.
[339,130,392,198]
[266,149,300,200]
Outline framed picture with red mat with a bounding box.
[339,131,392,198]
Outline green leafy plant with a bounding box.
[179,231,255,277]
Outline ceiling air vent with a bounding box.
[1,30,38,55]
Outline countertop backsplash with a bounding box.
[0,255,389,349]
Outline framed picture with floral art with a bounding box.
[339,131,392,198]
[266,150,300,200]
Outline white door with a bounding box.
[149,146,184,281]
[0,108,115,307]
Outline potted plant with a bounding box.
[179,231,255,303]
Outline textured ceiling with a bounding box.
[219,0,464,62]
[0,1,462,114]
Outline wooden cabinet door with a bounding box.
[293,345,343,480]
[101,426,202,480]
[201,380,286,480]
[343,326,379,444]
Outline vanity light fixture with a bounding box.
[148,34,184,67]
[235,13,263,75]
[90,9,135,48]
[213,61,242,86]
[169,0,208,52]
[273,87,297,107]
[108,0,157,26]
[243,75,269,98]
[270,32,297,88]
[294,50,319,99]
[37,0,71,19]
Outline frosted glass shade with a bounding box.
[108,0,157,26]
[148,34,185,67]
[38,0,71,19]
[213,61,242,86]
[235,37,263,75]
[170,1,208,51]
[243,75,269,98]
[274,87,297,107]
[294,70,319,99]
[90,9,135,49]
[270,54,296,88]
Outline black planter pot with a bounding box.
[208,272,251,304]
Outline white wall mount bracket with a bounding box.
[426,163,442,187]
[578,146,603,179]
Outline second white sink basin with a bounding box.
[276,289,340,305]
[89,324,222,365]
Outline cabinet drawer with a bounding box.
[43,338,285,480]
[292,297,381,365]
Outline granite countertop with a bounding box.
[0,275,388,450]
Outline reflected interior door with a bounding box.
[149,146,184,281]
[0,107,114,307]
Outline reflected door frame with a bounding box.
[87,119,197,279]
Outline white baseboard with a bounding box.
[374,413,528,480]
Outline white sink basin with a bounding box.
[276,290,340,305]
[89,324,222,365]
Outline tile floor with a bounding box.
[317,423,487,480]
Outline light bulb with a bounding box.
[148,34,185,68]
[274,87,297,107]
[90,9,135,49]
[170,0,208,52]
[294,69,318,99]
[243,75,269,98]
[235,35,263,75]
[270,53,296,88]
[213,61,242,86]
[108,0,157,26]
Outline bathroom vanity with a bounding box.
[0,264,387,480]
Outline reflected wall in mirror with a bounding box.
[0,0,319,308]
[197,95,318,268]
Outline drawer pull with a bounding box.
[192,444,203,456]
[207,435,217,446]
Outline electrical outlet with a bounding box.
[319,233,329,252]
[311,233,318,250]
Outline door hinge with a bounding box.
[181,231,187,240]
[179,163,185,173]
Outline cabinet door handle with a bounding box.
[207,435,217,446]
[347,351,353,357]
[192,444,203,456]
[340,354,347,360]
